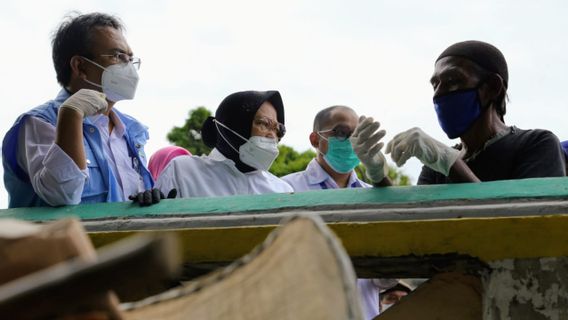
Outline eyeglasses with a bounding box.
[100,52,141,70]
[317,125,353,142]
[253,117,286,138]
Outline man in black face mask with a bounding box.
[383,40,565,184]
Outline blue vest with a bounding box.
[2,89,154,208]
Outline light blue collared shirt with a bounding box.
[282,158,370,191]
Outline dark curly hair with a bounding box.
[51,12,123,87]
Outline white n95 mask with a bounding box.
[82,57,139,102]
[214,119,280,171]
[239,136,280,171]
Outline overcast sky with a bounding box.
[1,0,567,208]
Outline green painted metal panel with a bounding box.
[1,177,567,221]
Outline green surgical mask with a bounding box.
[321,136,360,174]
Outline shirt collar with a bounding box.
[208,148,231,161]
[108,110,125,137]
[208,148,241,174]
[55,88,71,103]
[465,126,514,161]
[86,110,126,137]
[56,89,125,137]
[208,148,267,176]
[306,158,361,187]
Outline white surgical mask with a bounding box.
[82,57,139,102]
[214,119,280,171]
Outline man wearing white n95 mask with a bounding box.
[2,12,152,208]
[149,90,292,200]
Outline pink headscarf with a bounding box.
[148,146,192,180]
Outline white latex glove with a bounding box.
[349,116,388,183]
[60,89,108,117]
[385,127,461,176]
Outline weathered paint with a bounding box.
[89,227,275,262]
[378,272,482,320]
[81,199,568,231]
[331,215,568,262]
[1,178,567,317]
[483,257,568,319]
[88,214,568,265]
[1,177,567,222]
[2,177,568,318]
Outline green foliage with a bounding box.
[166,106,315,177]
[167,106,212,155]
[166,106,410,186]
[355,165,411,186]
[387,166,411,186]
[269,145,316,177]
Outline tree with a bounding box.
[168,107,316,176]
[386,167,411,186]
[270,145,316,177]
[167,107,212,155]
[354,165,411,186]
[167,106,410,185]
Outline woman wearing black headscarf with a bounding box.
[154,90,292,198]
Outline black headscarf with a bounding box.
[201,90,285,173]
[436,40,508,88]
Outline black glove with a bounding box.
[129,188,177,206]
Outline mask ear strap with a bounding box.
[82,56,107,71]
[213,119,246,153]
[316,132,328,141]
[80,56,106,89]
[83,78,103,89]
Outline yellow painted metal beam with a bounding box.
[88,213,568,264]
